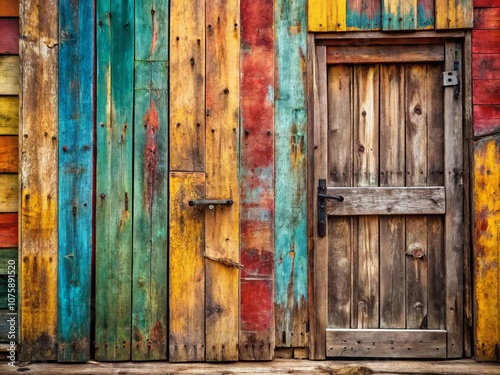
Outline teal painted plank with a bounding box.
[135,0,168,61]
[95,0,134,361]
[417,0,434,29]
[58,0,94,363]
[382,1,417,30]
[275,0,309,348]
[347,0,381,30]
[132,53,169,360]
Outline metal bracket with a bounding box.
[317,179,343,237]
[188,199,233,210]
[442,71,458,87]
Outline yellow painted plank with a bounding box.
[0,174,18,212]
[205,0,240,362]
[20,0,58,361]
[0,96,19,135]
[435,0,473,29]
[308,0,346,31]
[473,137,500,361]
[0,56,20,95]
[169,0,205,171]
[169,172,205,362]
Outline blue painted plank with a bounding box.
[58,0,94,363]
[275,0,309,348]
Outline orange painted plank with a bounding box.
[0,136,18,173]
[0,0,19,17]
[0,19,19,54]
[474,7,500,29]
[0,213,17,247]
[472,30,500,54]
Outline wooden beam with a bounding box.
[326,45,444,64]
[0,19,19,55]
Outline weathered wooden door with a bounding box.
[311,40,464,359]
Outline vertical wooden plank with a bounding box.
[0,0,19,16]
[95,0,134,361]
[473,136,500,362]
[20,0,58,361]
[132,0,168,361]
[308,0,347,31]
[352,64,379,329]
[444,41,464,358]
[405,64,428,330]
[169,172,205,362]
[205,0,240,362]
[57,0,94,362]
[379,64,406,329]
[0,97,19,135]
[327,65,353,331]
[275,0,308,349]
[169,0,205,172]
[382,0,417,30]
[239,0,275,361]
[435,0,473,29]
[417,0,435,29]
[347,0,382,30]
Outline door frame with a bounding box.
[307,31,473,360]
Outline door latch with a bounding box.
[188,199,233,210]
[317,179,343,237]
[443,50,460,98]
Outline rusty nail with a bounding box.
[245,129,250,136]
[25,194,30,200]
[100,123,105,127]
[100,193,105,199]
[73,204,77,217]
[24,134,28,138]
[190,57,195,66]
[177,123,181,127]
[44,132,48,137]
[62,146,68,152]
[84,145,90,150]
[196,122,201,127]
[399,17,403,22]
[267,130,271,135]
[176,36,179,41]
[362,111,367,116]
[211,128,215,133]
[151,8,156,14]
[223,88,229,94]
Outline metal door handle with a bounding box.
[317,179,344,237]
[318,193,344,202]
[188,199,233,210]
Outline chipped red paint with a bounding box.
[239,0,275,360]
[143,102,159,211]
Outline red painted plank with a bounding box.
[473,54,500,79]
[0,19,19,55]
[474,105,500,136]
[474,7,500,29]
[240,0,275,361]
[472,30,500,54]
[0,213,17,248]
[0,136,18,173]
[473,80,500,104]
[0,0,18,17]
[474,0,500,7]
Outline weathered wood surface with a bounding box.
[20,0,58,361]
[275,0,308,349]
[0,136,18,173]
[474,0,500,6]
[0,248,17,273]
[0,96,19,135]
[474,105,500,136]
[6,359,500,375]
[308,0,347,31]
[418,0,435,28]
[473,54,500,80]
[382,0,417,30]
[132,0,169,361]
[0,19,19,54]
[239,0,275,361]
[474,7,500,28]
[0,0,18,16]
[169,0,205,171]
[0,56,19,95]
[326,45,444,64]
[473,80,500,104]
[169,172,205,362]
[95,0,134,361]
[473,136,500,361]
[325,187,445,215]
[435,0,474,29]
[327,329,447,358]
[0,174,18,212]
[0,275,17,308]
[472,30,500,53]
[346,0,381,30]
[205,0,240,361]
[0,213,17,248]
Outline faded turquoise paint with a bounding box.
[57,0,94,363]
[275,0,308,348]
[417,1,434,29]
[382,3,417,30]
[347,0,381,30]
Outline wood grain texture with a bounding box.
[308,0,347,31]
[0,136,18,172]
[0,56,19,95]
[472,30,500,53]
[473,80,500,104]
[472,54,500,80]
[474,0,500,6]
[0,174,18,212]
[417,0,435,29]
[169,172,205,362]
[169,0,205,171]
[474,105,500,136]
[239,0,275,361]
[0,19,19,54]
[347,0,381,30]
[19,0,58,361]
[95,0,134,361]
[275,0,308,349]
[205,0,240,361]
[474,7,500,29]
[0,213,17,247]
[435,0,473,29]
[0,96,19,135]
[0,248,17,273]
[0,0,19,16]
[473,136,500,361]
[326,45,444,64]
[382,0,417,30]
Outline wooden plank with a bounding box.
[308,0,347,31]
[473,80,500,105]
[0,275,17,308]
[0,136,18,173]
[239,0,275,361]
[474,0,500,6]
[474,7,500,29]
[205,0,240,362]
[417,0,435,29]
[0,174,18,212]
[444,41,464,359]
[169,172,205,362]
[95,0,134,361]
[379,64,405,329]
[0,213,17,248]
[326,329,447,358]
[169,0,205,171]
[135,0,168,62]
[0,248,17,274]
[352,64,379,329]
[472,30,500,54]
[327,45,444,64]
[473,136,500,361]
[382,0,417,30]
[474,105,500,136]
[275,0,308,349]
[0,0,19,16]
[0,19,19,54]
[325,187,445,216]
[0,56,19,95]
[57,0,94,362]
[0,96,19,135]
[472,54,500,80]
[19,0,58,361]
[435,0,473,29]
[346,0,381,30]
[316,30,466,41]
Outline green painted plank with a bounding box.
[382,0,417,30]
[275,0,309,348]
[0,248,17,274]
[135,0,168,61]
[0,276,17,309]
[95,0,134,361]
